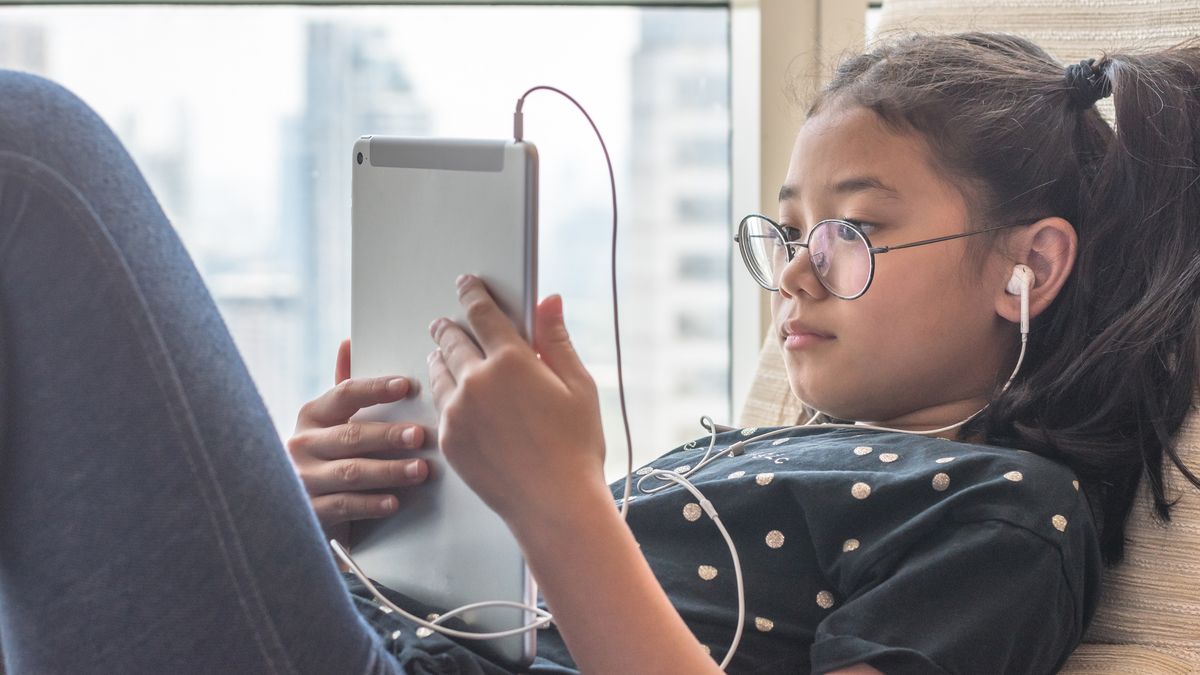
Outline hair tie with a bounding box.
[1064,57,1113,109]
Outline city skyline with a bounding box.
[0,7,733,477]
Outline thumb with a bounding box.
[335,338,351,384]
[534,294,587,385]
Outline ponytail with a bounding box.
[981,42,1200,563]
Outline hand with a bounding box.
[287,339,428,550]
[427,274,608,527]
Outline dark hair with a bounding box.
[805,31,1200,566]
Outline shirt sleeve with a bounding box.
[809,519,1083,675]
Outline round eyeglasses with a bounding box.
[733,214,1033,300]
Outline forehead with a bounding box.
[782,106,950,207]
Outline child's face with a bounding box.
[770,106,1015,431]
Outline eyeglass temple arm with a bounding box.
[871,222,1028,253]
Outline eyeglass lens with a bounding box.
[740,216,872,298]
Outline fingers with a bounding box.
[454,274,523,354]
[533,294,590,390]
[303,456,429,496]
[335,338,351,384]
[429,317,484,380]
[312,490,405,528]
[427,348,455,413]
[288,420,425,461]
[300,375,414,427]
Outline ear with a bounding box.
[993,216,1077,326]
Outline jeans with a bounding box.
[0,69,523,674]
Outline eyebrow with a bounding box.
[778,176,902,202]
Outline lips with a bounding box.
[780,320,835,340]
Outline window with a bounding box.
[675,137,728,167]
[677,194,728,224]
[678,252,725,280]
[0,4,731,479]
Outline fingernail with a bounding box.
[380,496,395,511]
[405,461,423,479]
[401,426,417,445]
[427,349,437,363]
[429,318,442,337]
[387,378,408,395]
[456,274,469,288]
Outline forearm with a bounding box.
[510,485,722,674]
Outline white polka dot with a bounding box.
[379,605,394,614]
[675,464,692,473]
[842,538,860,552]
[772,438,789,446]
[416,627,433,638]
[765,530,785,548]
[1004,471,1024,482]
[935,457,956,464]
[754,617,775,632]
[390,629,403,640]
[698,565,718,581]
[932,472,951,491]
[682,503,702,521]
[851,482,872,499]
[755,472,775,486]
[701,644,711,655]
[1052,515,1068,532]
[879,453,899,463]
[728,470,746,479]
[741,427,759,436]
[816,590,836,609]
[1072,480,1080,491]
[853,446,873,456]
[636,466,654,476]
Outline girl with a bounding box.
[2,30,1197,675]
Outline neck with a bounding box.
[855,395,991,442]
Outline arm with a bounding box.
[426,279,723,672]
[510,482,722,674]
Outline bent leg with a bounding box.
[0,69,400,673]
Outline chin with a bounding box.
[785,375,874,423]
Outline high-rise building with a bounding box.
[0,24,47,72]
[288,23,431,401]
[624,12,731,455]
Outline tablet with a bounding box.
[348,136,538,669]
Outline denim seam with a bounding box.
[0,149,299,675]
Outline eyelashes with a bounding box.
[779,218,878,240]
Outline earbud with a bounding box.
[1005,264,1033,295]
[1005,264,1034,335]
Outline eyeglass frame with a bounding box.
[733,213,1038,300]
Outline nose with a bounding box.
[777,243,829,300]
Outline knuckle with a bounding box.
[285,432,306,456]
[386,425,404,447]
[466,299,490,323]
[334,378,356,399]
[370,376,389,398]
[297,400,316,421]
[491,348,522,370]
[332,495,353,520]
[337,460,364,487]
[338,423,363,447]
